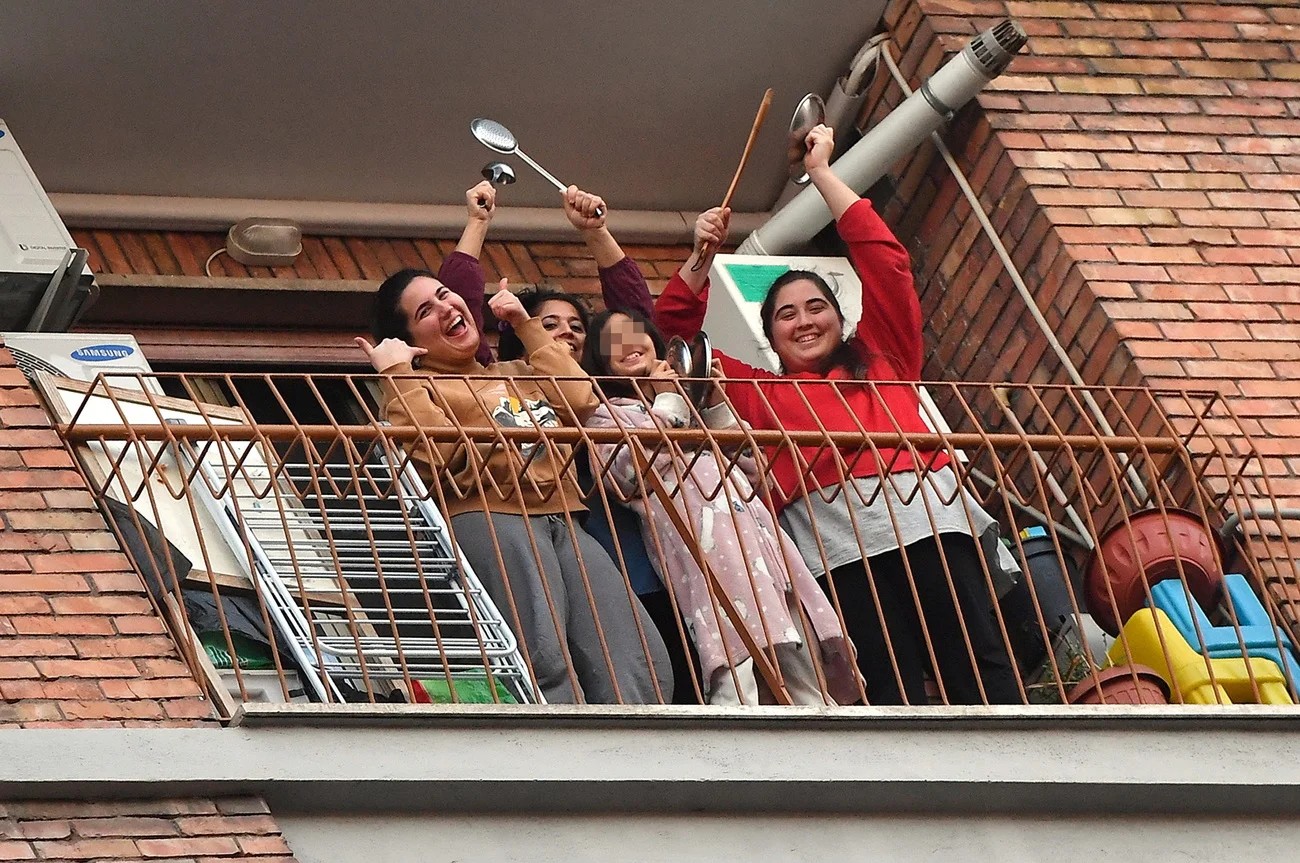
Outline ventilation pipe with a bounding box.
[830,33,890,150]
[738,20,1027,255]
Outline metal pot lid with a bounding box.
[787,93,826,183]
[685,332,713,407]
[665,335,692,378]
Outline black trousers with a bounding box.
[639,589,704,704]
[822,533,1020,705]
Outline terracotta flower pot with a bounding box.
[1084,507,1224,636]
[1068,664,1170,705]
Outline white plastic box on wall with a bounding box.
[0,120,95,330]
[2,332,160,393]
[218,669,307,704]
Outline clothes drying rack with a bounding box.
[180,433,536,705]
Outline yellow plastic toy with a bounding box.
[1106,608,1294,705]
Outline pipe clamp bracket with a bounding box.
[920,81,956,122]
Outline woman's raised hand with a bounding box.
[803,123,858,219]
[355,337,427,372]
[563,185,607,231]
[680,206,731,292]
[804,124,835,173]
[694,206,731,250]
[648,359,680,397]
[703,357,727,407]
[487,278,530,328]
[466,180,496,221]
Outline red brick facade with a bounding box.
[0,350,213,727]
[870,0,1300,613]
[0,797,295,862]
[68,233,695,365]
[1,347,293,859]
[878,0,1299,398]
[70,230,692,305]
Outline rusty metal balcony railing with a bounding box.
[40,370,1300,713]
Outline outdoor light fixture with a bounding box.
[225,217,303,268]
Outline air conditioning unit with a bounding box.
[0,120,97,331]
[2,332,159,392]
[705,253,956,438]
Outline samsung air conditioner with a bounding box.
[2,332,159,393]
[0,120,97,331]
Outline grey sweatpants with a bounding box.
[451,510,673,704]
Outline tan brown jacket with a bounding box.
[380,317,599,518]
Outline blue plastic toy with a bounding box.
[1148,574,1300,692]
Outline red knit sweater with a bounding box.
[654,198,948,510]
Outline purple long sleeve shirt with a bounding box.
[596,254,656,321]
[438,250,654,365]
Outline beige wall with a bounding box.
[1,0,886,212]
[279,812,1300,863]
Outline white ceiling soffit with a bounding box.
[1,0,888,215]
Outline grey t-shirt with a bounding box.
[779,465,1020,595]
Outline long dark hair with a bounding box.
[497,286,592,361]
[371,268,434,344]
[581,308,668,400]
[759,269,870,379]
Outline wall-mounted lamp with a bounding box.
[204,217,303,275]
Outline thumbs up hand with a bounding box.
[487,279,529,328]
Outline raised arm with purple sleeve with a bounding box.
[564,186,654,319]
[437,180,498,365]
[598,255,654,319]
[437,251,493,365]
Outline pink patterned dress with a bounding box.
[587,393,860,704]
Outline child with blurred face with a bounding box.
[601,314,657,377]
[580,310,859,706]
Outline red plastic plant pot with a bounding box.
[1067,664,1171,705]
[1084,507,1224,636]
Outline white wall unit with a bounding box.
[0,121,96,330]
[4,331,157,391]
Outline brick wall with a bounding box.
[0,797,296,862]
[0,346,301,862]
[70,231,695,365]
[872,0,1300,615]
[0,347,217,727]
[70,229,692,308]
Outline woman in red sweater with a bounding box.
[656,125,1019,706]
